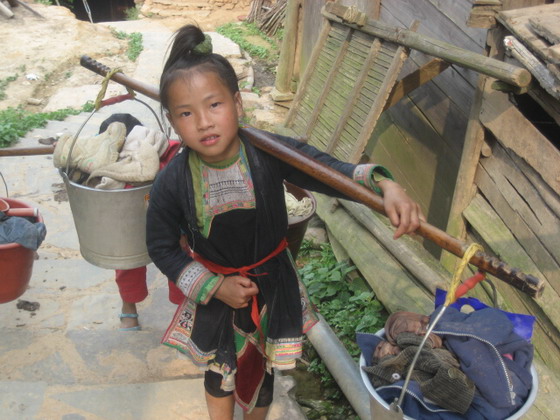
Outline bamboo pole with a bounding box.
[322,2,532,88]
[0,146,55,157]
[78,55,545,298]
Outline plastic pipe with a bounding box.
[306,315,371,420]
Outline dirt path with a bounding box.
[0,3,246,113]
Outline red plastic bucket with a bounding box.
[0,198,43,304]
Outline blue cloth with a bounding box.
[0,211,46,250]
[357,305,534,419]
[435,288,536,341]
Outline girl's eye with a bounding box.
[180,111,191,117]
[210,102,221,108]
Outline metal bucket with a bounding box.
[285,182,316,259]
[60,170,152,269]
[359,329,539,420]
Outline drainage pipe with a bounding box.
[306,315,371,420]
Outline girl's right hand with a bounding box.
[214,275,259,309]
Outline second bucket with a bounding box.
[60,170,152,270]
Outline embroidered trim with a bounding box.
[200,151,255,236]
[353,164,394,195]
[162,299,216,367]
[177,261,222,304]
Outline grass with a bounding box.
[0,75,18,101]
[217,22,279,61]
[0,102,94,148]
[111,29,144,62]
[294,240,387,419]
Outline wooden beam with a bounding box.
[339,200,449,293]
[383,58,451,111]
[479,88,560,195]
[314,194,434,315]
[323,2,532,87]
[441,75,488,273]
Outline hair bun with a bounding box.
[193,34,213,55]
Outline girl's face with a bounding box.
[166,71,243,163]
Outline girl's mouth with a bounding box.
[200,135,219,146]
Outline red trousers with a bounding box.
[115,267,184,305]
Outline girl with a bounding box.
[146,24,424,420]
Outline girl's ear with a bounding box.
[166,112,175,129]
[234,91,243,116]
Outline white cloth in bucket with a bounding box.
[88,125,168,189]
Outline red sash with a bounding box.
[189,238,289,346]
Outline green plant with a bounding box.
[0,102,94,147]
[296,241,386,417]
[110,28,144,62]
[124,6,139,21]
[0,75,18,101]
[217,22,279,61]
[36,0,52,5]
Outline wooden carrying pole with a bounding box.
[78,55,544,298]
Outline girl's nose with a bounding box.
[197,111,213,130]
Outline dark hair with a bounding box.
[99,113,142,136]
[160,25,239,111]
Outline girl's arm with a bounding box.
[272,133,425,238]
[146,174,223,304]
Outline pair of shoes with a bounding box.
[119,313,141,331]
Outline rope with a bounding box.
[444,243,484,306]
[94,68,135,110]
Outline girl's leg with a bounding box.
[244,406,269,420]
[205,392,235,420]
[120,301,139,329]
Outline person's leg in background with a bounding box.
[115,266,148,330]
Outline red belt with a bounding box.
[190,238,289,348]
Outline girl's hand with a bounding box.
[378,179,426,239]
[214,275,259,309]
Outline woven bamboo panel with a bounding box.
[285,8,409,163]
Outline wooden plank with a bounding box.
[383,58,450,110]
[504,36,560,100]
[441,74,488,272]
[481,145,560,266]
[479,89,560,194]
[476,162,560,293]
[463,194,560,334]
[467,5,501,29]
[339,200,449,294]
[366,107,458,240]
[383,0,487,50]
[529,15,560,44]
[498,3,560,65]
[314,193,434,315]
[506,148,560,220]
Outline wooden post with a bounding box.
[271,0,300,101]
[0,2,14,18]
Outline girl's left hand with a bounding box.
[378,179,426,239]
